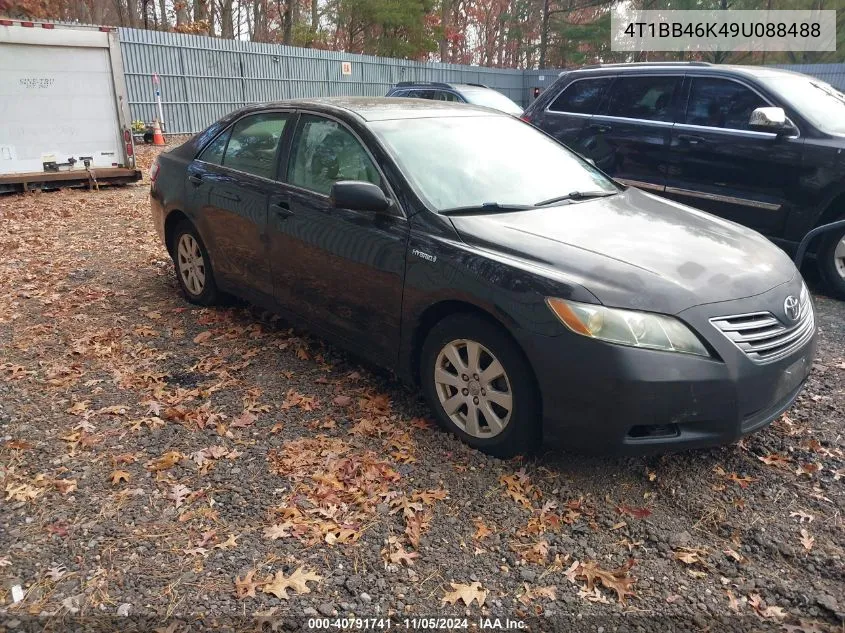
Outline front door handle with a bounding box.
[188,173,203,185]
[678,134,706,145]
[220,191,241,202]
[271,201,293,219]
[590,123,612,133]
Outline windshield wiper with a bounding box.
[440,202,534,216]
[534,190,617,207]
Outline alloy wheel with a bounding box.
[835,235,845,279]
[177,233,206,296]
[433,339,513,438]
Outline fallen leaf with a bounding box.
[169,484,191,508]
[578,586,609,603]
[473,518,493,541]
[54,479,77,495]
[230,411,256,428]
[46,565,67,581]
[442,581,487,607]
[617,504,651,519]
[332,395,353,407]
[799,528,814,551]
[795,463,820,477]
[110,470,131,485]
[673,547,708,567]
[263,523,292,541]
[576,559,636,604]
[758,453,791,468]
[790,510,815,523]
[234,570,265,599]
[262,567,322,600]
[193,331,213,344]
[215,533,238,550]
[146,451,182,471]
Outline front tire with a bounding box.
[420,314,540,457]
[171,221,221,306]
[818,224,845,300]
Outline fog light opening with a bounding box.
[627,424,680,439]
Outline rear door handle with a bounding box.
[219,191,241,202]
[188,174,203,185]
[271,200,293,219]
[678,134,706,145]
[590,123,612,133]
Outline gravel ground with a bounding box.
[0,145,843,632]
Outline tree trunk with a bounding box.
[175,0,189,26]
[158,0,169,28]
[126,0,140,27]
[439,0,450,62]
[219,0,234,38]
[539,0,549,68]
[282,0,293,45]
[311,0,318,42]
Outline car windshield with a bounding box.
[459,88,524,115]
[759,75,845,135]
[369,115,617,212]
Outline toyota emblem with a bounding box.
[783,295,801,322]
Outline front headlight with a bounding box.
[546,298,710,357]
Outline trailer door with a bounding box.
[0,39,123,175]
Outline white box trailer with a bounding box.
[0,20,141,192]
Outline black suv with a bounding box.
[522,62,845,298]
[386,81,523,115]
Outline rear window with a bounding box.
[605,76,681,122]
[548,78,613,114]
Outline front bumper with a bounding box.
[520,278,816,455]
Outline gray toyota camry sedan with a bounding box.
[150,98,816,456]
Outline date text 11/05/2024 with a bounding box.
[305,617,527,630]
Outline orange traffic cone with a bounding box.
[152,119,165,146]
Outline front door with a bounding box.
[583,74,683,193]
[664,76,802,237]
[186,112,290,299]
[268,113,408,364]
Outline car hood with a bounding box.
[448,187,798,315]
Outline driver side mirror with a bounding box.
[330,181,392,213]
[749,107,797,136]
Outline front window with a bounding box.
[369,115,617,211]
[459,88,523,115]
[759,75,845,136]
[288,115,381,196]
[685,78,768,131]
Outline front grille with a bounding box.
[710,297,814,364]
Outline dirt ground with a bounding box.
[1,145,843,632]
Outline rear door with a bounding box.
[664,76,802,237]
[584,74,683,193]
[531,76,613,155]
[185,111,290,300]
[267,113,408,364]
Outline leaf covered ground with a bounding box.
[1,146,843,632]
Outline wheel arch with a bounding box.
[815,191,845,231]
[163,209,191,256]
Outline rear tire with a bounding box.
[420,313,540,457]
[818,224,845,300]
[171,221,221,306]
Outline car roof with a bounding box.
[262,96,503,122]
[563,62,809,81]
[392,82,490,90]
